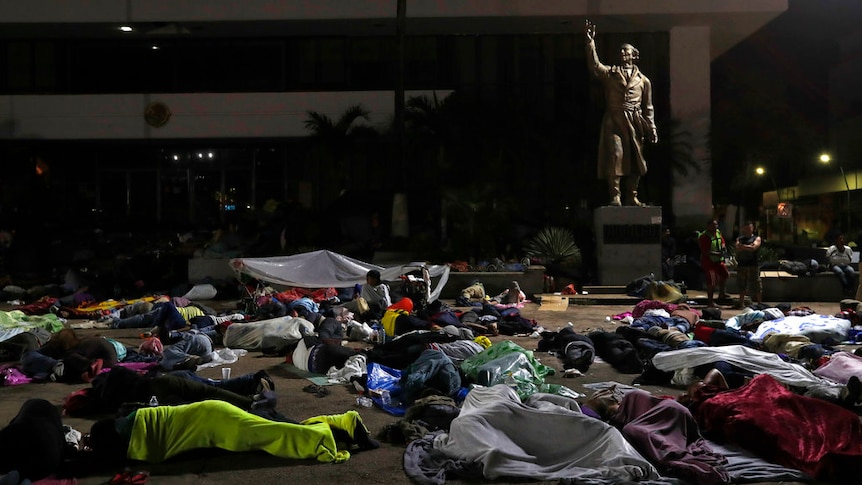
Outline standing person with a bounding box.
[585,20,658,207]
[698,220,729,307]
[661,225,677,281]
[826,234,857,296]
[734,221,762,307]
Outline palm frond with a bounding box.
[335,104,371,133]
[523,227,581,266]
[668,119,701,178]
[304,111,334,135]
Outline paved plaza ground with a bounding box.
[0,295,853,485]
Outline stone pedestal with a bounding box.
[594,206,662,286]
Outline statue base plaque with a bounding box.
[594,206,662,286]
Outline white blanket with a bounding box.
[432,385,659,482]
[222,316,313,351]
[751,314,851,343]
[652,345,830,389]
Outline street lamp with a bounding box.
[755,165,778,192]
[754,166,770,238]
[819,153,851,233]
[755,165,781,240]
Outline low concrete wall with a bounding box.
[188,258,235,283]
[440,266,546,299]
[724,271,846,302]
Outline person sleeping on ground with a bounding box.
[0,399,70,482]
[19,328,122,383]
[381,298,439,338]
[690,373,862,482]
[288,334,362,374]
[64,365,278,416]
[108,298,245,338]
[85,400,379,464]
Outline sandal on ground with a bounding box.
[303,384,322,393]
[255,370,275,393]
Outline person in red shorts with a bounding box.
[698,219,729,307]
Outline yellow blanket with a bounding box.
[75,296,161,313]
[128,400,357,463]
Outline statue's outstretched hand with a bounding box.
[650,131,658,144]
[585,20,596,41]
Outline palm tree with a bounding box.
[523,227,582,268]
[668,118,700,178]
[303,104,373,141]
[404,92,457,173]
[303,104,378,207]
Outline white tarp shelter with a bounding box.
[230,250,450,302]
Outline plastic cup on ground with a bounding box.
[222,367,231,380]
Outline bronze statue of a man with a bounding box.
[586,20,658,207]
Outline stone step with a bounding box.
[582,285,627,295]
[548,290,737,307]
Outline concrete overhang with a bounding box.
[0,0,787,60]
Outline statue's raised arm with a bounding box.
[585,20,608,76]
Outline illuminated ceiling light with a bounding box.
[119,26,133,32]
[208,152,214,158]
[755,166,765,176]
[819,153,831,164]
[151,45,160,50]
[172,154,179,161]
[197,153,203,159]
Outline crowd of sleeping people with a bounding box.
[534,298,862,484]
[0,273,515,482]
[7,274,862,484]
[393,291,862,484]
[166,282,862,485]
[2,316,384,482]
[10,271,521,385]
[539,298,862,406]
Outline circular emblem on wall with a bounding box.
[144,101,172,128]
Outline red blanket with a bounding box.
[696,373,862,481]
[273,287,337,304]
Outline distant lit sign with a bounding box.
[777,202,792,218]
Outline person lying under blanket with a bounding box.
[690,373,862,482]
[85,400,379,464]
